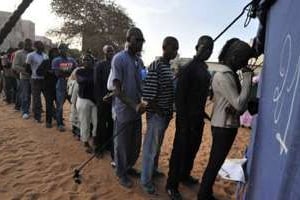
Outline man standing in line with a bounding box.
[107,27,146,188]
[12,38,33,119]
[94,45,115,158]
[26,41,48,123]
[52,43,77,132]
[12,41,24,112]
[166,36,214,200]
[140,36,179,194]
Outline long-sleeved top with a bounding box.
[12,49,31,79]
[76,67,95,103]
[142,58,174,116]
[175,57,211,121]
[94,60,111,104]
[211,64,252,128]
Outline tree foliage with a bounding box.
[50,0,134,58]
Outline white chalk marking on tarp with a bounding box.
[276,133,288,155]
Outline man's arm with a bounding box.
[175,65,190,119]
[142,61,158,106]
[25,54,32,75]
[12,51,26,74]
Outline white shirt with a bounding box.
[26,51,48,79]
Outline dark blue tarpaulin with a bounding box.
[245,0,300,199]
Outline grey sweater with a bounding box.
[12,49,31,80]
[211,65,252,128]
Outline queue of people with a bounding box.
[0,27,256,200]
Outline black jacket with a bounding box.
[94,60,112,104]
[175,57,211,121]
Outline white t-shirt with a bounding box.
[26,51,48,79]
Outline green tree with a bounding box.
[50,0,134,58]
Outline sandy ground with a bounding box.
[0,100,250,200]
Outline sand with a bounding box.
[0,100,250,200]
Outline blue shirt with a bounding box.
[52,56,77,78]
[107,50,143,122]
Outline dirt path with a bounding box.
[0,100,250,200]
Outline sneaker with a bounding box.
[153,169,165,178]
[166,188,182,200]
[22,113,29,120]
[127,168,141,178]
[57,125,65,132]
[84,142,94,154]
[119,176,133,188]
[111,161,116,168]
[181,175,199,186]
[35,118,43,123]
[142,182,156,194]
[15,106,20,111]
[46,123,52,128]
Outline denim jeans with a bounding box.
[141,112,171,185]
[20,79,31,114]
[56,78,67,126]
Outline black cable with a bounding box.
[214,1,254,41]
[173,1,256,81]
[73,118,127,184]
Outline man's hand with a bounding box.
[103,92,114,102]
[136,101,147,114]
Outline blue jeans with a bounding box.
[56,78,66,126]
[20,79,31,115]
[141,113,171,185]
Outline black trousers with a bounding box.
[44,80,56,124]
[31,79,45,120]
[4,76,17,103]
[95,101,114,159]
[166,116,205,189]
[198,127,237,199]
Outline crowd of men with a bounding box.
[0,27,255,200]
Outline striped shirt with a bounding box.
[142,58,174,115]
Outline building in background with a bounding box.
[35,35,53,47]
[0,11,35,51]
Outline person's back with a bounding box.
[175,59,211,118]
[198,38,255,200]
[166,35,214,200]
[94,59,111,101]
[76,67,95,103]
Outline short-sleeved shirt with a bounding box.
[52,56,77,78]
[107,50,143,122]
[26,51,48,79]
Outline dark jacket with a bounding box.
[175,57,211,121]
[94,60,111,104]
